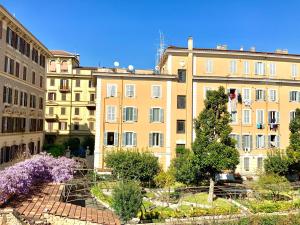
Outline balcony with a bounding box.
[86,101,96,110]
[45,114,59,122]
[45,129,59,135]
[59,86,70,93]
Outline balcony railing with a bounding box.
[86,101,96,110]
[45,114,59,122]
[59,85,70,92]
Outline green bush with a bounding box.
[81,136,95,155]
[111,181,143,223]
[105,150,160,183]
[264,150,290,176]
[44,144,65,157]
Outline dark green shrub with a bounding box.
[81,136,95,155]
[105,150,160,183]
[64,137,81,156]
[111,181,142,223]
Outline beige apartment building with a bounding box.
[94,37,300,176]
[0,5,51,167]
[45,51,96,144]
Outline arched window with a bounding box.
[49,60,56,72]
[61,60,68,72]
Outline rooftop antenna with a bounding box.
[155,31,166,68]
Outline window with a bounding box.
[20,92,27,106]
[230,60,237,74]
[243,61,250,75]
[268,111,279,124]
[270,63,276,76]
[255,62,265,75]
[257,157,263,170]
[48,92,56,101]
[122,132,136,146]
[74,122,79,130]
[269,135,280,148]
[39,76,43,88]
[49,60,56,72]
[59,122,67,130]
[31,48,38,63]
[242,88,251,102]
[152,85,161,98]
[150,108,164,122]
[61,93,66,101]
[61,60,68,72]
[176,120,185,133]
[256,135,265,149]
[75,93,80,101]
[123,107,137,122]
[244,157,250,171]
[256,109,264,125]
[3,86,12,104]
[290,111,296,122]
[149,133,164,147]
[255,89,265,101]
[242,135,252,150]
[107,84,117,97]
[289,91,300,102]
[14,89,18,105]
[74,108,80,115]
[40,55,46,68]
[292,64,298,78]
[60,79,69,90]
[231,112,237,124]
[177,95,186,109]
[106,106,116,122]
[29,95,36,108]
[15,62,20,77]
[104,132,118,146]
[268,89,277,102]
[88,80,95,88]
[178,69,186,83]
[4,56,14,75]
[243,109,251,124]
[90,93,95,102]
[125,84,135,97]
[61,107,66,115]
[89,122,94,131]
[75,79,80,87]
[32,71,36,84]
[229,134,241,149]
[206,59,213,73]
[23,66,27,81]
[89,110,95,116]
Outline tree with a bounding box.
[287,108,300,173]
[64,137,81,156]
[105,150,160,184]
[264,150,290,176]
[111,181,143,223]
[154,168,176,205]
[81,135,95,155]
[255,173,292,201]
[192,86,239,202]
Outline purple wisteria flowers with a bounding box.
[0,154,78,202]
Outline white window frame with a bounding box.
[122,131,136,147]
[150,107,164,123]
[269,62,276,76]
[255,89,266,101]
[255,62,265,76]
[104,131,119,146]
[230,112,238,124]
[242,88,251,102]
[106,83,117,97]
[292,64,298,78]
[256,109,264,124]
[268,89,277,102]
[268,110,280,124]
[152,85,162,98]
[123,106,138,122]
[242,109,251,125]
[290,110,296,122]
[205,59,213,73]
[256,134,265,149]
[243,61,250,75]
[289,90,300,102]
[244,157,250,171]
[125,84,135,98]
[106,105,116,122]
[230,60,237,74]
[149,132,164,147]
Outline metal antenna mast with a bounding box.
[155,31,166,67]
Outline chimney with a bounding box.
[188,36,193,50]
[250,46,256,52]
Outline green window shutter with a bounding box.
[133,108,138,122]
[160,133,164,147]
[160,109,164,123]
[122,133,126,146]
[149,133,152,147]
[250,135,253,150]
[123,108,126,122]
[133,133,137,146]
[236,135,241,149]
[256,135,259,149]
[149,108,153,123]
[114,132,118,146]
[104,132,108,146]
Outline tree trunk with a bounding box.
[208,177,214,203]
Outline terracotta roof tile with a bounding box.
[50,50,76,57]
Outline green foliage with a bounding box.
[111,181,143,223]
[81,136,95,155]
[264,150,290,175]
[287,108,300,173]
[43,144,65,157]
[192,86,239,176]
[91,185,112,204]
[154,169,176,189]
[105,150,160,183]
[255,173,292,201]
[64,137,81,155]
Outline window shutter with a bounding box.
[149,108,153,122]
[133,133,137,146]
[160,109,164,122]
[104,132,108,146]
[255,90,258,101]
[289,91,292,102]
[123,108,126,122]
[256,135,259,149]
[298,92,300,102]
[261,135,265,148]
[262,90,266,100]
[236,135,241,149]
[149,133,152,147]
[242,135,245,149]
[250,135,253,150]
[276,112,280,123]
[276,135,280,148]
[133,108,138,122]
[122,133,126,146]
[160,133,164,147]
[111,85,116,97]
[114,132,118,146]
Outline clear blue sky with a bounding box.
[2,0,300,69]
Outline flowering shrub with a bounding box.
[0,154,78,202]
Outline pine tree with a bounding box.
[192,86,239,202]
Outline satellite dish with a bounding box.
[128,65,134,71]
[114,61,120,67]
